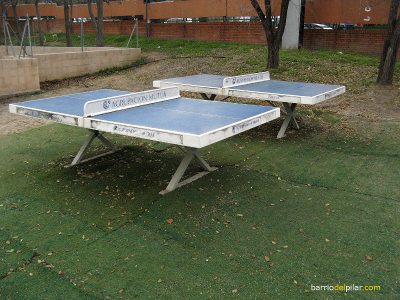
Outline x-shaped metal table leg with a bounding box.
[159,147,218,195]
[277,102,299,139]
[70,130,119,166]
[200,93,217,100]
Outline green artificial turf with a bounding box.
[0,118,399,299]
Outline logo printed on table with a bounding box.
[103,100,110,110]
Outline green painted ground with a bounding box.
[0,116,399,299]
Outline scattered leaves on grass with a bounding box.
[45,264,54,268]
[264,256,274,267]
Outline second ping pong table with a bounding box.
[9,87,280,194]
[153,72,346,138]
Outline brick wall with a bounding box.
[149,22,267,44]
[149,23,397,57]
[5,0,394,25]
[303,29,391,56]
[3,20,399,57]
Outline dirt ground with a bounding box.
[319,83,400,121]
[1,52,399,136]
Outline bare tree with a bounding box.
[250,0,290,68]
[63,0,72,46]
[34,0,43,45]
[87,0,106,47]
[377,0,400,85]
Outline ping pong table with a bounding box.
[153,72,346,138]
[9,87,280,194]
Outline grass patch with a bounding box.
[0,118,399,298]
[3,32,399,91]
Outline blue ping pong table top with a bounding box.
[157,74,343,97]
[15,89,276,135]
[14,89,129,116]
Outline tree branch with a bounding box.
[250,0,268,33]
[87,0,97,29]
[275,0,291,44]
[263,0,274,38]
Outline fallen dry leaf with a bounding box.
[366,255,373,261]
[166,219,174,224]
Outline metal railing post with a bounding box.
[136,18,139,48]
[2,14,8,55]
[145,0,149,37]
[80,20,84,52]
[27,14,33,56]
[19,20,28,58]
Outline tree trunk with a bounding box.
[377,0,400,85]
[11,0,20,40]
[267,40,280,68]
[250,0,290,69]
[298,0,306,49]
[87,0,104,47]
[96,0,104,47]
[34,0,44,46]
[377,24,400,84]
[69,0,73,34]
[1,1,6,17]
[87,0,98,33]
[63,0,72,46]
